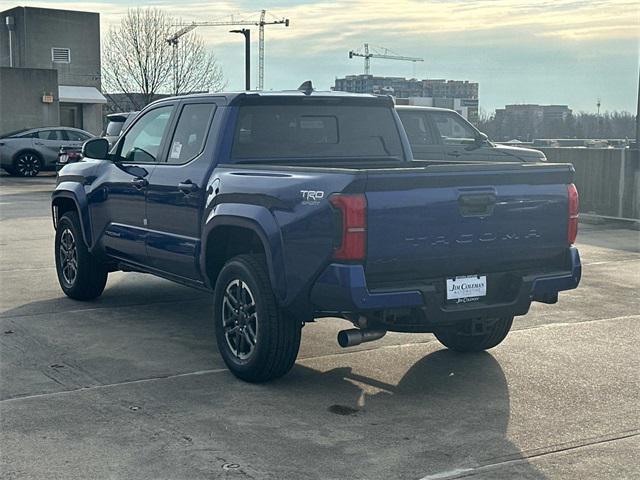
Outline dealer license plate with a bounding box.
[446,275,487,302]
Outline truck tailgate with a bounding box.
[363,163,574,285]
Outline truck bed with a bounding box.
[220,160,574,294]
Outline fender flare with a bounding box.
[51,183,93,248]
[200,203,287,303]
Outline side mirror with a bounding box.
[82,137,109,160]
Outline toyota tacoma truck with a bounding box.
[52,85,581,382]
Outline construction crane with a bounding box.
[172,10,289,90]
[349,43,423,75]
[166,25,199,94]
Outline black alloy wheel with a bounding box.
[14,152,41,177]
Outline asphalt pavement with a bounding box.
[0,172,638,479]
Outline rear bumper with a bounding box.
[310,246,581,327]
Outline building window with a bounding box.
[51,47,71,63]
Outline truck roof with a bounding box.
[148,89,392,107]
[395,105,455,113]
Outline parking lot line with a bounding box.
[0,368,231,403]
[3,313,636,404]
[418,431,640,480]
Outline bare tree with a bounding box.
[169,31,226,96]
[102,8,225,110]
[102,8,172,109]
[479,110,636,141]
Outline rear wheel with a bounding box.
[55,211,108,300]
[13,151,42,177]
[434,317,513,352]
[213,254,301,382]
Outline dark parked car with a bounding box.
[52,88,580,382]
[396,105,547,162]
[0,127,93,176]
[103,112,138,148]
[56,146,83,171]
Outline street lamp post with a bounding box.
[636,67,639,148]
[230,29,251,91]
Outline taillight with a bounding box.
[329,194,367,261]
[568,183,579,244]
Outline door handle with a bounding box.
[458,194,496,217]
[458,194,496,207]
[34,142,43,145]
[131,177,148,189]
[447,151,462,157]
[178,180,199,195]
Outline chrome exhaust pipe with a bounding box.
[337,328,387,348]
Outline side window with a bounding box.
[398,112,435,145]
[65,130,91,141]
[118,106,173,163]
[166,104,215,164]
[37,130,64,141]
[430,112,477,145]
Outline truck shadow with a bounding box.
[274,350,547,479]
[3,289,546,478]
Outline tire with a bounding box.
[55,211,108,300]
[434,316,513,352]
[13,151,42,177]
[213,254,301,382]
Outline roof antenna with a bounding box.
[298,80,313,95]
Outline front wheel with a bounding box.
[213,254,301,382]
[434,317,513,352]
[55,211,108,300]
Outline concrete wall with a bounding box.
[0,6,102,134]
[81,103,102,135]
[540,147,640,220]
[0,7,101,89]
[0,67,59,133]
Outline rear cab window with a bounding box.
[230,96,403,162]
[105,121,125,137]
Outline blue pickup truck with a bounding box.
[52,86,581,382]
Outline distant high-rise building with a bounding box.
[333,74,479,123]
[421,79,478,99]
[494,104,572,123]
[493,104,572,141]
[333,75,478,99]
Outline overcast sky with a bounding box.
[2,0,638,113]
